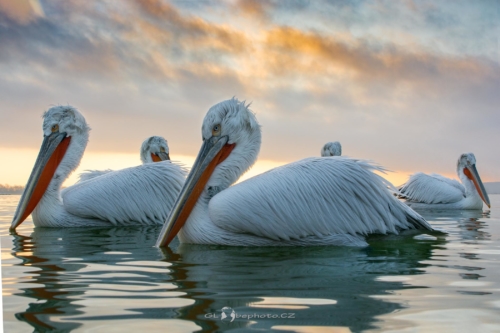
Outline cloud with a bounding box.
[261,26,496,84]
[0,0,499,183]
[0,0,249,83]
[132,0,250,56]
[0,0,44,24]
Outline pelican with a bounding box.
[10,106,186,230]
[78,136,170,182]
[398,153,490,210]
[156,98,433,247]
[321,141,342,157]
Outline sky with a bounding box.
[0,0,499,188]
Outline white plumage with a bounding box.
[78,169,113,182]
[61,162,185,226]
[157,98,433,247]
[208,157,429,245]
[11,106,186,229]
[78,136,170,182]
[321,141,342,157]
[398,153,490,210]
[398,173,465,204]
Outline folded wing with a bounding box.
[77,169,114,182]
[398,172,465,204]
[62,161,186,225]
[209,157,432,241]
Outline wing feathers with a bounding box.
[77,169,113,182]
[399,172,465,204]
[62,161,186,225]
[209,157,431,241]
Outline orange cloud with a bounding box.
[133,0,249,55]
[236,0,272,20]
[255,25,496,108]
[0,0,44,24]
[265,27,376,75]
[263,26,490,82]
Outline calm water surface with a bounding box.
[2,195,500,332]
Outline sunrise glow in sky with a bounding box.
[0,0,499,188]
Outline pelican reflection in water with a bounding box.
[7,226,445,332]
[7,227,172,332]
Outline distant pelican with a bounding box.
[321,141,342,157]
[398,153,490,210]
[156,98,433,247]
[78,136,170,182]
[10,106,186,230]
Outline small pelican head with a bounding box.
[321,141,342,157]
[141,136,170,163]
[457,153,490,208]
[457,153,476,170]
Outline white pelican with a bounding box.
[398,153,490,210]
[10,106,186,230]
[78,135,170,182]
[156,98,433,247]
[321,141,342,157]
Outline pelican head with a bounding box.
[156,97,261,246]
[140,136,170,163]
[321,141,342,157]
[10,106,89,230]
[457,152,490,208]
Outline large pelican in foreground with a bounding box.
[78,135,171,182]
[156,98,433,247]
[398,153,490,210]
[10,106,186,230]
[321,141,342,157]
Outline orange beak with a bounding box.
[10,132,71,230]
[151,152,170,162]
[156,136,235,247]
[464,164,491,208]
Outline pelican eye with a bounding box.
[160,147,166,153]
[51,124,59,133]
[212,124,221,136]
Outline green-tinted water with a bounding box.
[2,195,500,332]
